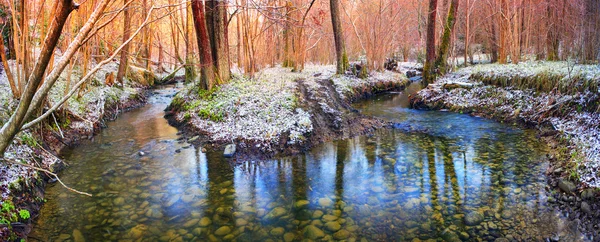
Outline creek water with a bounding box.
[30,83,583,241]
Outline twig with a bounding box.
[535,96,574,117]
[51,113,64,139]
[0,157,92,196]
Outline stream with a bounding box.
[30,83,583,241]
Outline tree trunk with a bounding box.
[19,0,30,92]
[546,0,559,61]
[434,0,459,75]
[498,0,509,63]
[206,0,230,83]
[185,2,197,82]
[157,34,165,72]
[330,0,348,74]
[464,0,470,66]
[116,0,132,85]
[142,0,152,70]
[282,1,295,68]
[24,0,111,125]
[583,0,599,62]
[423,0,438,85]
[191,0,216,90]
[236,0,244,70]
[0,33,18,97]
[0,0,78,155]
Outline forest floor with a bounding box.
[0,61,157,239]
[410,61,600,236]
[166,65,408,159]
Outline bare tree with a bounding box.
[0,0,81,155]
[435,0,459,74]
[423,0,438,85]
[192,0,216,90]
[116,0,132,85]
[330,0,348,74]
[0,32,17,97]
[206,0,231,83]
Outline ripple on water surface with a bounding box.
[31,85,582,241]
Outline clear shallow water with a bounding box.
[30,84,583,241]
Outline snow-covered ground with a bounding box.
[0,61,149,200]
[174,67,314,146]
[171,64,407,151]
[466,61,600,81]
[414,61,600,187]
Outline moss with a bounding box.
[18,133,39,148]
[183,112,191,121]
[170,96,185,109]
[184,58,197,83]
[342,51,349,70]
[183,100,202,111]
[197,106,224,122]
[196,85,220,100]
[359,66,368,79]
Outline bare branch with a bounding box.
[22,4,178,130]
[0,157,92,196]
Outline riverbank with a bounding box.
[0,62,157,240]
[410,61,600,238]
[166,65,408,158]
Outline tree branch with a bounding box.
[22,4,175,130]
[0,157,92,196]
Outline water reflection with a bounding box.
[31,86,583,241]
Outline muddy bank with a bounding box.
[166,65,408,159]
[410,62,600,239]
[0,62,159,240]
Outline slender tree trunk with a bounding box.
[484,0,499,63]
[168,0,183,64]
[142,0,151,70]
[434,0,459,75]
[498,0,508,63]
[191,0,216,90]
[78,3,91,98]
[583,0,599,62]
[116,0,132,85]
[20,0,30,91]
[185,1,197,82]
[25,0,111,124]
[282,1,294,68]
[0,0,78,156]
[546,0,559,61]
[157,34,165,72]
[423,0,438,85]
[236,0,243,70]
[294,0,317,72]
[330,0,348,74]
[464,0,470,66]
[0,33,18,97]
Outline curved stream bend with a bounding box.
[31,83,583,241]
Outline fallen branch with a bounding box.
[534,96,574,117]
[0,157,92,196]
[158,64,184,84]
[442,81,475,90]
